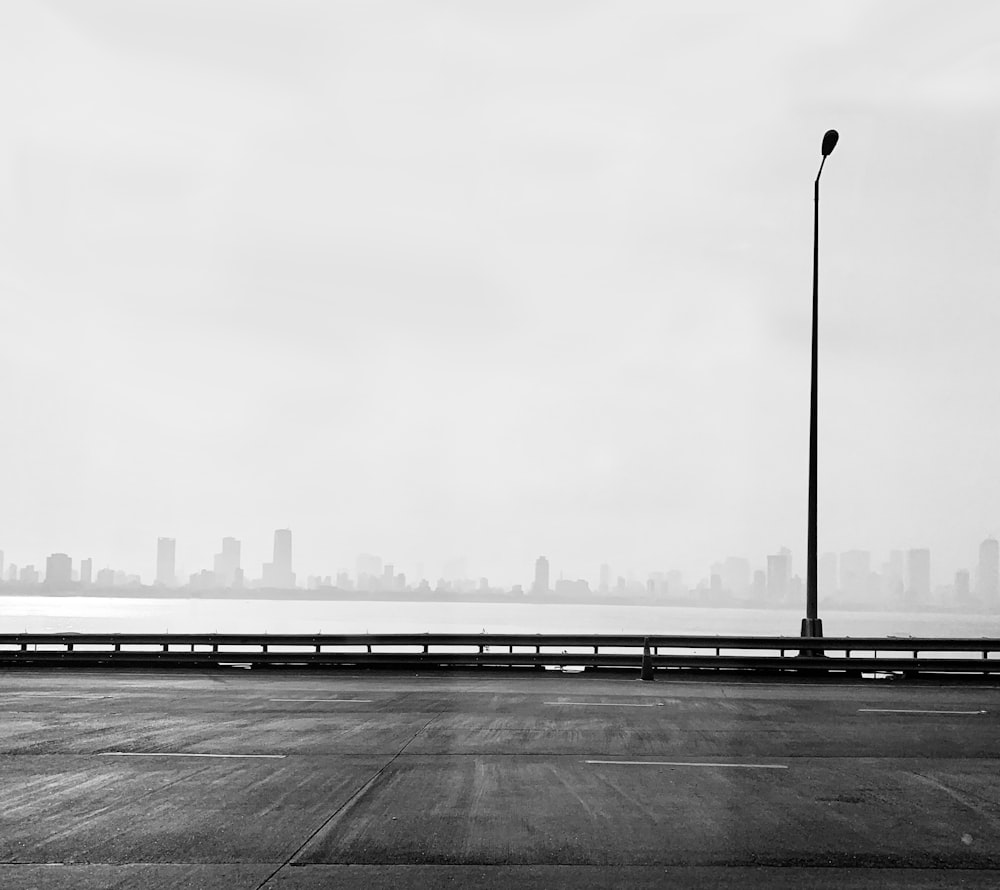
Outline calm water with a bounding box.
[4,596,1000,638]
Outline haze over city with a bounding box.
[3,2,1000,592]
[3,531,999,616]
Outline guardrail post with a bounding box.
[640,637,654,681]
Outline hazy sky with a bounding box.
[2,1,999,586]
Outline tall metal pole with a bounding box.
[802,129,838,641]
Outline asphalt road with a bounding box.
[2,668,999,888]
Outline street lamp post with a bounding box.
[802,128,839,641]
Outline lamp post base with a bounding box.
[800,618,823,638]
[799,617,825,660]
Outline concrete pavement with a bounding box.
[2,669,999,888]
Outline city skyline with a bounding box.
[3,531,999,611]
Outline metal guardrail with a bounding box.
[2,633,1000,676]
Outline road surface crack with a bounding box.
[252,709,443,889]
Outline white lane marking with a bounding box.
[858,708,987,715]
[585,760,787,769]
[270,698,372,703]
[0,693,112,698]
[545,702,662,707]
[98,752,286,759]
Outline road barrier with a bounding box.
[2,633,1000,677]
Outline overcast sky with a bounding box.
[2,1,999,586]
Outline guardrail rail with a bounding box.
[2,633,1000,677]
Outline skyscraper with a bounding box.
[532,556,550,595]
[599,563,611,594]
[906,548,931,602]
[262,529,295,589]
[156,538,176,587]
[722,557,751,598]
[818,552,838,599]
[977,538,999,610]
[213,537,242,587]
[766,549,791,603]
[80,558,93,586]
[45,553,72,587]
[20,565,39,584]
[356,554,383,590]
[839,550,871,600]
[955,569,971,603]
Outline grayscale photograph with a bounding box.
[2,1,1000,887]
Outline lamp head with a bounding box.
[821,129,839,157]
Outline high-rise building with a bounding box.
[955,569,971,602]
[19,565,39,584]
[45,553,73,587]
[356,554,382,590]
[766,549,791,602]
[977,538,999,610]
[882,550,905,601]
[598,563,611,594]
[262,529,295,589]
[213,537,242,587]
[818,552,838,599]
[156,538,176,587]
[95,567,115,587]
[722,557,751,598]
[906,548,931,602]
[839,550,871,600]
[80,558,93,586]
[0,549,4,583]
[532,556,550,595]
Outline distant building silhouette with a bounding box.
[766,549,791,602]
[906,548,931,602]
[356,554,383,591]
[0,550,4,583]
[599,563,611,594]
[45,553,72,587]
[532,556,550,595]
[977,538,999,610]
[722,557,750,598]
[213,537,242,587]
[709,572,723,599]
[955,569,971,603]
[818,552,837,599]
[554,578,590,597]
[18,565,38,584]
[19,565,39,584]
[156,538,176,587]
[262,529,295,588]
[880,550,904,601]
[839,550,871,601]
[80,557,92,586]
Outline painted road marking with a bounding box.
[585,760,787,769]
[99,752,286,759]
[545,702,663,707]
[858,708,987,715]
[1,693,112,698]
[270,698,373,703]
